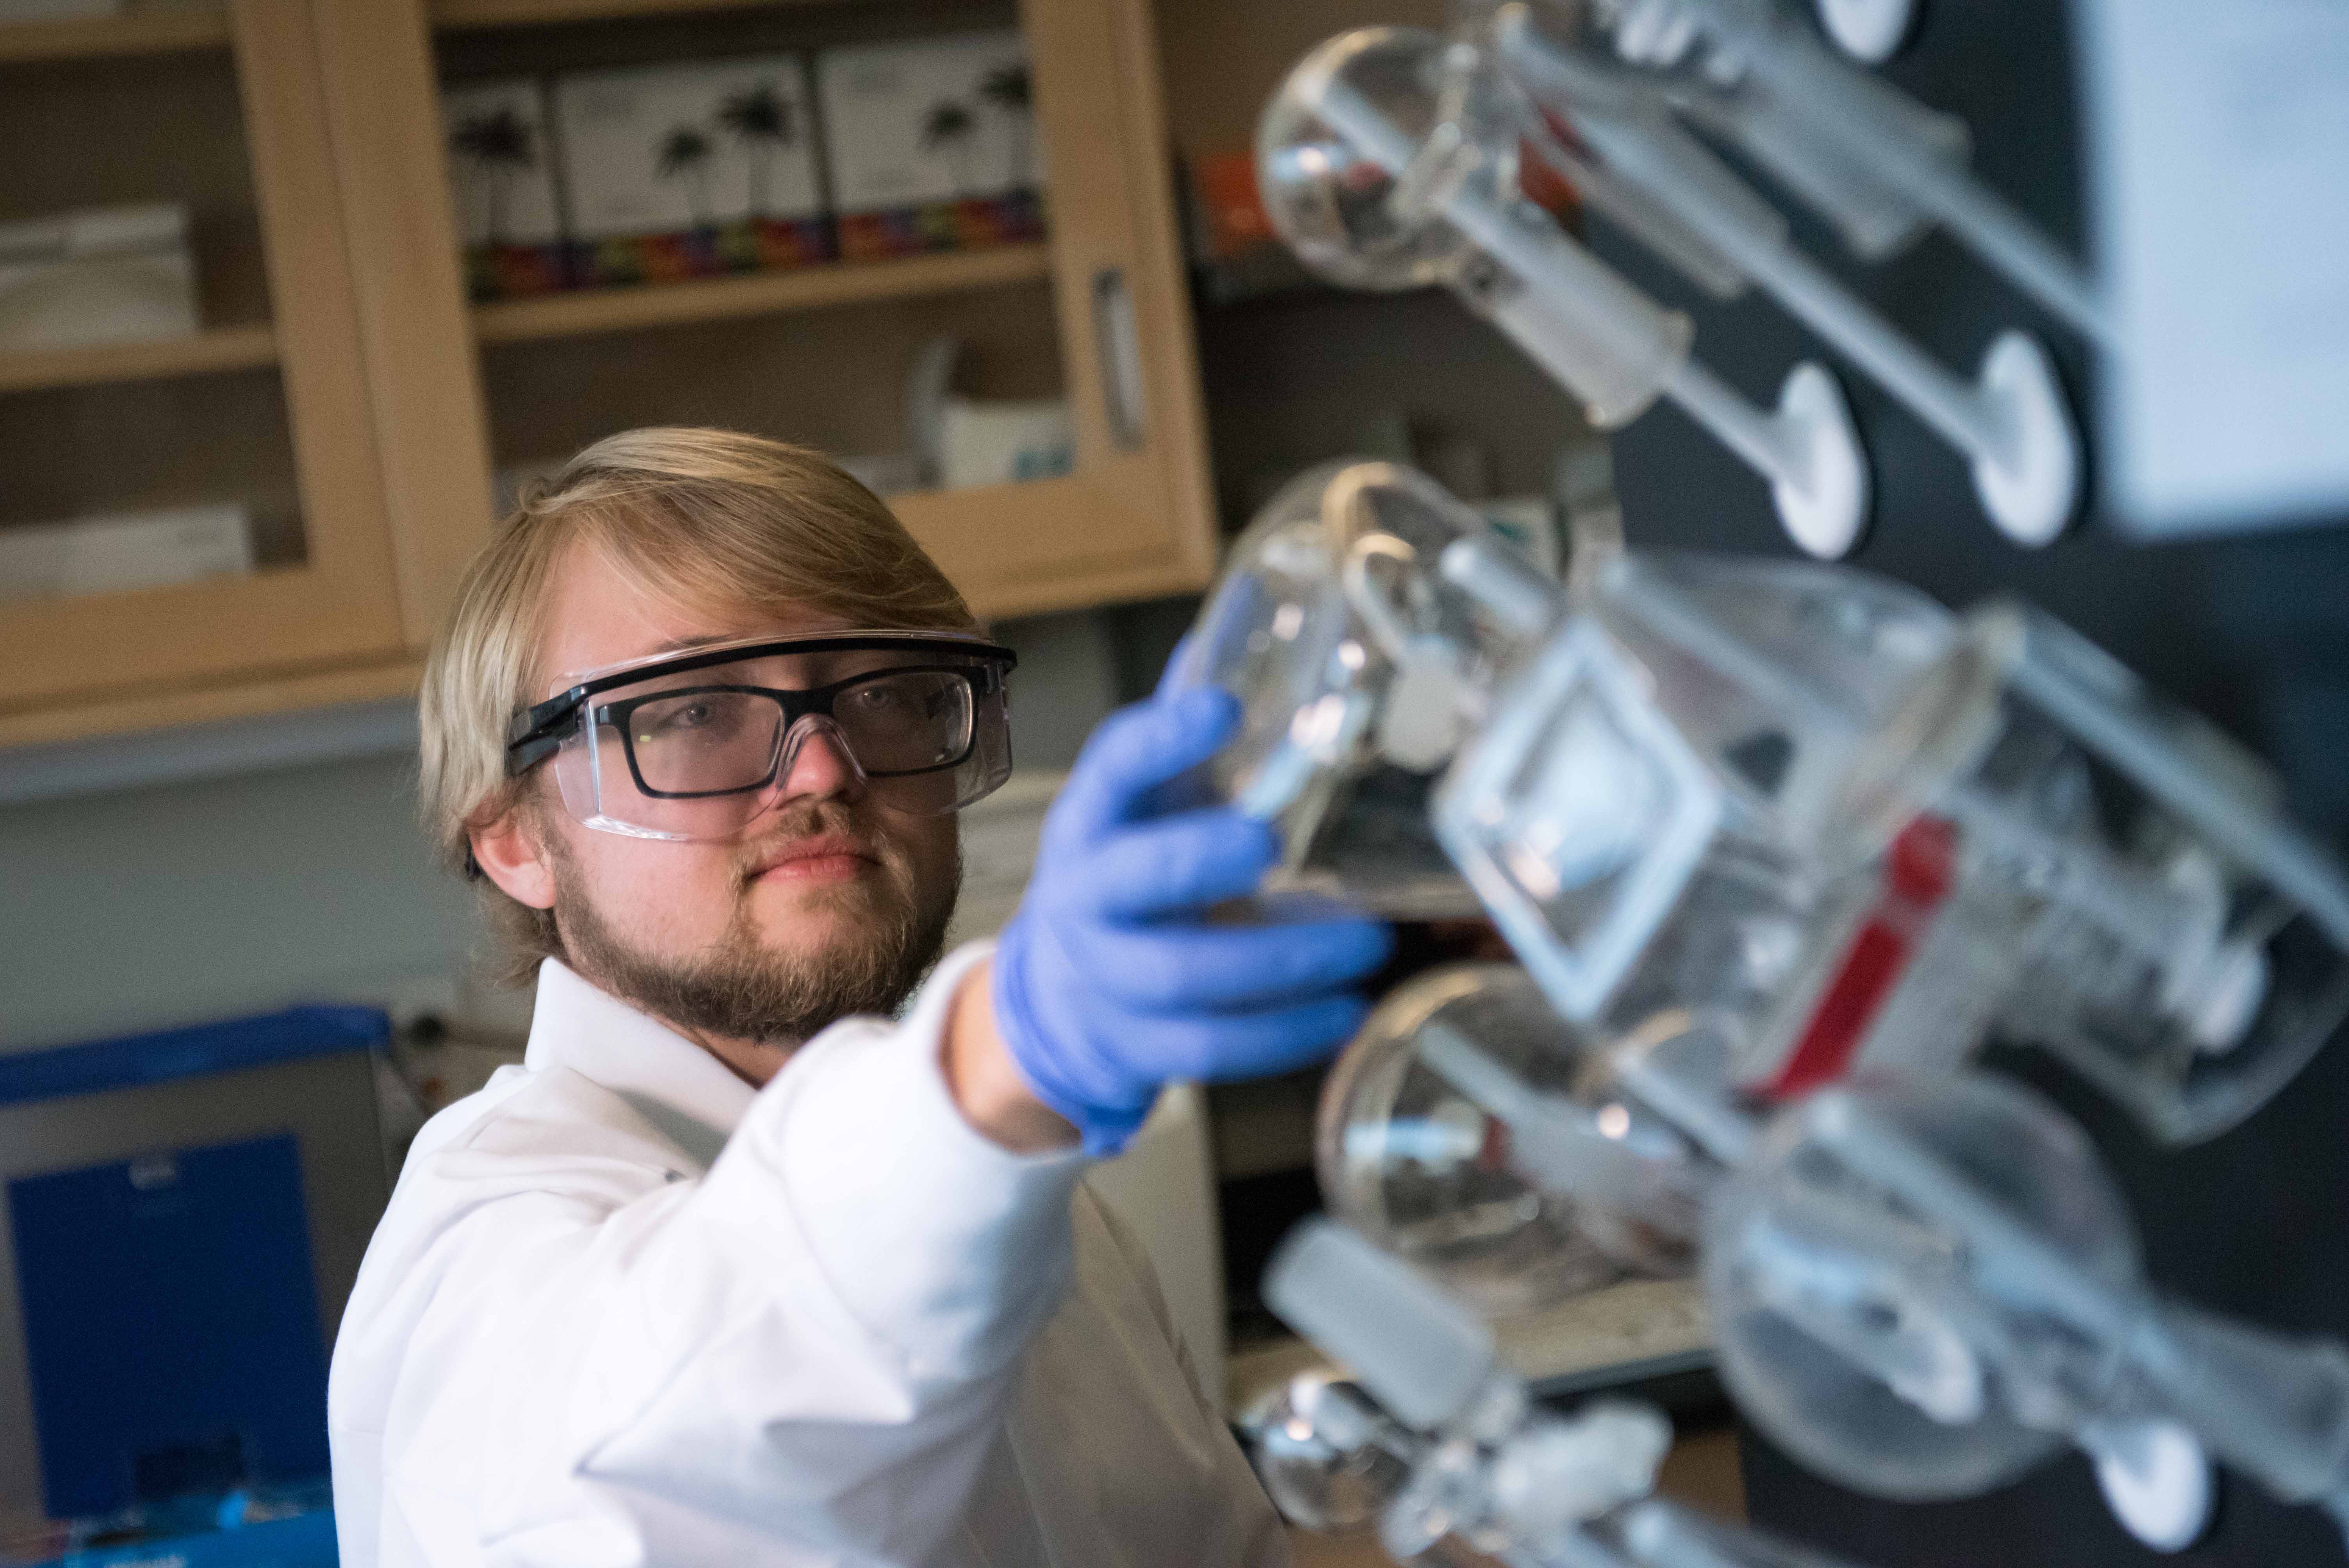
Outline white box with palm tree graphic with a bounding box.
[552,54,830,289]
[814,31,1042,262]
[442,78,567,301]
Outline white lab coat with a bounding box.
[328,943,1289,1567]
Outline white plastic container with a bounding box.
[936,396,1073,488]
[0,504,253,606]
[0,204,197,351]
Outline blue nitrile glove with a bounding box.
[992,684,1394,1156]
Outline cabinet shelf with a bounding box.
[0,326,279,396]
[470,243,1053,346]
[0,0,1214,748]
[431,0,802,30]
[0,7,230,63]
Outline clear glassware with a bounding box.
[1257,21,1874,558]
[1588,0,1960,262]
[1438,547,2349,1142]
[1240,1374,1413,1533]
[1581,0,2112,343]
[1702,1074,2110,1500]
[1434,547,1999,1068]
[1705,1074,2349,1545]
[1930,601,2349,1143]
[1171,459,1563,918]
[1480,2,2082,550]
[1318,964,1707,1313]
[1260,1217,1896,1568]
[1257,24,1697,429]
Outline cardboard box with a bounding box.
[0,504,253,607]
[815,30,1044,261]
[553,54,831,288]
[442,78,569,301]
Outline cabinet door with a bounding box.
[888,0,1221,615]
[0,0,410,728]
[322,0,1219,630]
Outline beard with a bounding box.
[546,800,960,1046]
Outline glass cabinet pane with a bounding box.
[0,14,308,609]
[432,0,1075,507]
[0,371,304,606]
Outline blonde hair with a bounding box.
[419,427,979,981]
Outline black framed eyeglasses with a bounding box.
[596,663,998,799]
[502,631,1018,842]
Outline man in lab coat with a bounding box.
[327,428,1391,1566]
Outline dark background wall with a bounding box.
[1579,1,2349,1562]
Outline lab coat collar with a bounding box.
[524,960,761,1158]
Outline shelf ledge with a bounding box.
[471,244,1054,346]
[0,7,231,64]
[430,0,785,29]
[0,326,280,396]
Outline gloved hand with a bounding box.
[992,684,1394,1156]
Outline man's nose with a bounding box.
[777,719,868,803]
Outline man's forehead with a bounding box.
[538,537,853,684]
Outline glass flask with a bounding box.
[1702,1074,2114,1500]
[1930,601,2349,1144]
[1172,459,1563,918]
[1706,1075,2349,1543]
[1240,1374,1412,1533]
[1318,964,1707,1313]
[1260,1217,1892,1568]
[1585,0,2112,345]
[1257,25,1697,430]
[1257,20,1873,557]
[1440,547,2349,1142]
[1434,547,2000,1064]
[1592,0,1960,263]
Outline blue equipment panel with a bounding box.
[0,1008,388,1111]
[8,1135,332,1522]
[29,1507,337,1568]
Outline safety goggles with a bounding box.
[505,631,1016,841]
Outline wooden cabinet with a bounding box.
[0,1,419,745]
[0,0,1216,750]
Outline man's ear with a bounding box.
[469,804,559,911]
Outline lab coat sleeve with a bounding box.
[383,941,1088,1564]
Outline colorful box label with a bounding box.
[553,53,834,287]
[816,31,1045,261]
[442,78,569,301]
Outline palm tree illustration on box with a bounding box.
[449,106,536,245]
[716,83,797,217]
[656,124,718,227]
[978,63,1032,189]
[921,100,979,196]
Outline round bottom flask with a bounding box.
[1175,460,1557,919]
[1241,1374,1411,1532]
[1703,1074,2141,1500]
[1318,964,1707,1315]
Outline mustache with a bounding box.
[729,803,900,882]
